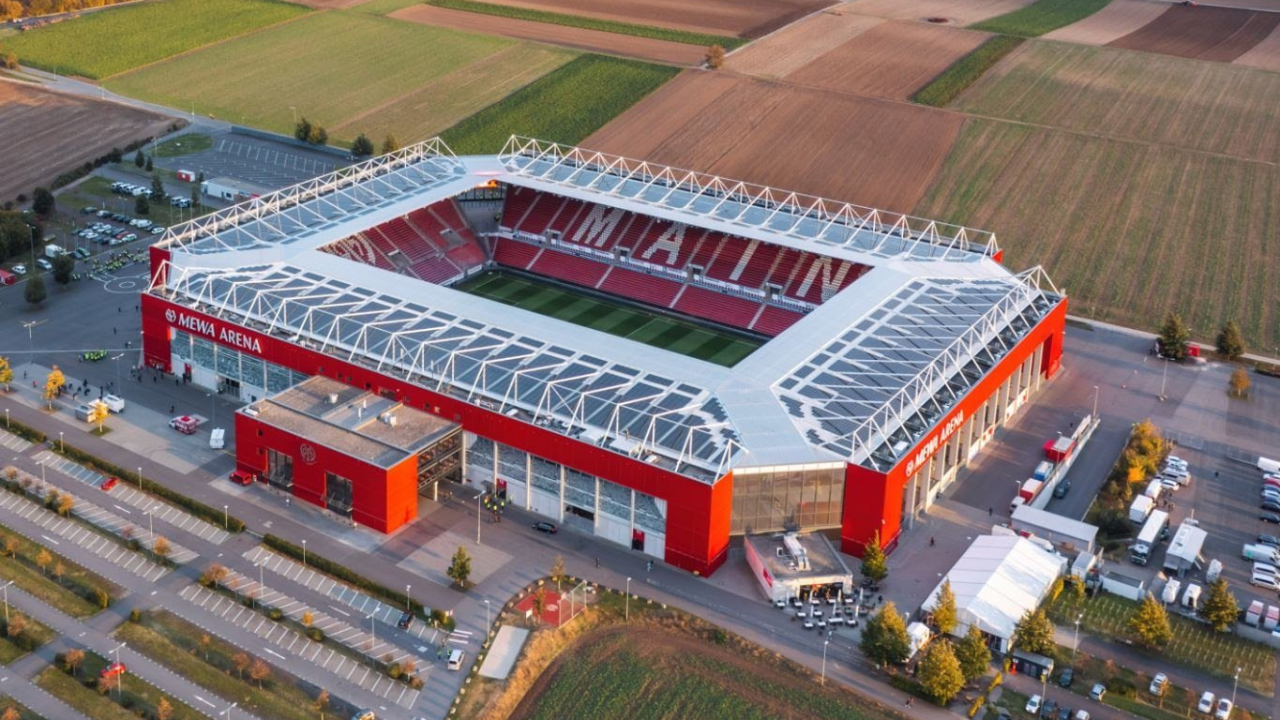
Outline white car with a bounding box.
[1250,572,1280,590]
[10,264,25,275]
[1198,691,1216,714]
[102,395,125,413]
[1215,698,1233,720]
[35,258,52,271]
[1149,673,1167,695]
[1027,695,1043,714]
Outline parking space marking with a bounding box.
[0,429,33,453]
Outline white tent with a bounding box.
[922,535,1066,653]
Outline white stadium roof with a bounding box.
[152,137,1063,482]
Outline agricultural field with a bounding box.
[391,4,706,65]
[1234,24,1280,71]
[457,271,762,366]
[969,0,1112,37]
[727,8,884,80]
[845,0,1035,26]
[508,624,906,720]
[426,0,744,47]
[105,12,570,145]
[0,80,171,203]
[463,0,833,38]
[953,40,1280,164]
[441,55,677,154]
[1043,0,1168,45]
[0,0,310,79]
[914,119,1280,350]
[1107,3,1280,62]
[586,70,964,213]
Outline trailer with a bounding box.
[175,169,195,182]
[1011,505,1098,554]
[1020,479,1044,502]
[1011,650,1054,682]
[1130,509,1169,565]
[1161,579,1181,605]
[1163,522,1207,577]
[1045,436,1075,463]
[1261,457,1280,475]
[1129,495,1155,524]
[1033,461,1055,481]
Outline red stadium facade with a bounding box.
[143,140,1067,576]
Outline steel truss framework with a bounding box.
[774,267,1060,470]
[155,262,740,481]
[498,136,999,262]
[159,138,464,255]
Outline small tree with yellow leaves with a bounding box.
[43,366,65,409]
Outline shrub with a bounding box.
[129,609,141,622]
[387,662,403,679]
[2,418,46,444]
[1111,676,1137,698]
[267,607,283,621]
[968,695,985,718]
[306,626,324,642]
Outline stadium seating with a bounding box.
[751,305,805,335]
[530,248,609,287]
[599,267,682,308]
[321,198,487,284]
[673,285,762,329]
[493,238,542,270]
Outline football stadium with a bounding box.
[141,136,1067,575]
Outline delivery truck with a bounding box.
[1130,495,1155,524]
[1261,457,1280,475]
[1033,461,1055,481]
[1243,543,1280,563]
[44,243,65,258]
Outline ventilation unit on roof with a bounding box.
[383,413,398,427]
[327,393,339,405]
[782,533,810,572]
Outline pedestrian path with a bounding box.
[33,450,231,544]
[0,491,170,582]
[178,582,424,708]
[0,427,33,453]
[243,546,441,643]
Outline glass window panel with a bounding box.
[215,346,240,379]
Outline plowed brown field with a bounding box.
[845,0,1034,26]
[585,71,963,212]
[1233,23,1280,71]
[390,4,705,65]
[783,21,989,99]
[471,0,834,38]
[0,80,171,203]
[1108,4,1280,62]
[728,8,884,79]
[1044,0,1168,45]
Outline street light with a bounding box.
[223,504,228,530]
[484,598,490,631]
[302,539,307,567]
[476,493,482,545]
[258,561,265,608]
[1073,613,1083,667]
[219,702,237,720]
[625,577,631,621]
[406,584,411,613]
[38,461,44,491]
[368,613,376,649]
[110,352,124,395]
[139,467,143,494]
[58,431,63,453]
[821,638,830,685]
[111,642,126,699]
[1,580,12,623]
[147,504,156,539]
[1092,385,1099,419]
[1232,666,1241,712]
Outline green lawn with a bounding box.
[0,611,56,665]
[911,35,1025,107]
[105,11,571,146]
[0,522,117,618]
[440,54,678,153]
[37,651,203,720]
[1049,593,1275,695]
[457,271,761,366]
[0,696,46,720]
[970,0,1113,37]
[115,611,335,720]
[151,134,214,158]
[0,0,310,79]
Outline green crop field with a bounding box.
[954,40,1280,164]
[0,0,310,79]
[970,0,1112,37]
[457,272,761,366]
[915,118,1280,350]
[104,12,571,146]
[911,35,1024,107]
[440,54,679,154]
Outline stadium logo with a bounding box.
[904,410,965,477]
[299,444,317,464]
[172,311,263,354]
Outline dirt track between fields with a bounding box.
[586,70,964,213]
[390,4,707,65]
[1108,3,1280,61]
[0,79,172,204]
[1233,22,1280,69]
[844,0,1035,25]
[470,0,834,38]
[1044,0,1170,45]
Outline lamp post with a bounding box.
[139,466,143,494]
[302,539,307,567]
[406,584,411,613]
[38,461,44,492]
[1092,385,1099,419]
[484,598,490,631]
[821,638,830,686]
[59,432,63,453]
[368,613,376,649]
[1,580,12,623]
[147,504,155,540]
[111,352,124,395]
[258,561,265,608]
[219,702,237,720]
[223,504,228,530]
[1159,357,1168,402]
[476,494,482,545]
[22,320,46,371]
[625,577,631,621]
[112,642,126,699]
[1232,667,1241,713]
[1073,613,1083,667]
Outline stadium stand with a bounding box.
[321,198,486,283]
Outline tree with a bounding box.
[190,179,201,207]
[381,135,400,155]
[199,633,211,660]
[135,195,150,216]
[306,122,327,146]
[232,652,250,679]
[5,614,24,639]
[1216,321,1245,360]
[953,625,992,682]
[530,587,546,626]
[1229,368,1251,399]
[313,688,330,719]
[134,150,145,168]
[53,561,65,582]
[2,536,19,558]
[0,356,13,391]
[150,173,166,201]
[295,117,312,142]
[705,44,726,69]
[35,549,51,575]
[55,494,72,517]
[156,698,174,720]
[88,401,109,434]
[200,563,229,587]
[918,640,965,705]
[302,610,313,627]
[1128,593,1172,649]
[31,187,55,217]
[1200,578,1239,632]
[1013,607,1055,655]
[24,272,46,307]
[446,546,471,588]
[145,155,153,172]
[249,658,270,687]
[51,253,74,287]
[0,706,16,720]
[860,531,888,583]
[351,134,374,158]
[0,51,18,71]
[1158,313,1191,361]
[931,579,958,635]
[65,648,85,677]
[153,536,171,561]
[860,601,911,667]
[550,554,565,590]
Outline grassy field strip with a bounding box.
[0,519,117,618]
[911,35,1025,107]
[914,117,1280,351]
[0,696,46,720]
[970,0,1113,37]
[441,53,679,152]
[116,610,351,720]
[37,650,204,720]
[428,0,745,48]
[0,604,56,666]
[151,133,214,158]
[0,0,310,79]
[348,0,422,13]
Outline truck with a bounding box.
[1246,599,1264,625]
[1045,436,1075,463]
[1261,457,1280,475]
[1243,543,1280,563]
[1020,479,1044,502]
[1181,583,1202,610]
[1033,461,1055,481]
[1161,578,1181,605]
[175,169,195,182]
[1129,495,1155,524]
[1144,479,1163,501]
[1130,509,1169,565]
[44,243,65,259]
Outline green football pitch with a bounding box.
[456,272,762,367]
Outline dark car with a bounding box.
[1262,500,1280,512]
[1042,698,1058,719]
[1059,668,1074,688]
[1260,535,1280,548]
[397,611,412,630]
[1053,479,1072,499]
[1262,513,1280,525]
[1057,707,1073,720]
[532,521,557,534]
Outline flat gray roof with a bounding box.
[745,532,851,583]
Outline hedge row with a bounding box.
[0,416,47,445]
[52,443,245,533]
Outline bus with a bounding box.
[1130,509,1169,565]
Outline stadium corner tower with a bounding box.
[142,137,1067,576]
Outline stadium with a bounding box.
[140,136,1067,576]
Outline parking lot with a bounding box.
[154,132,342,190]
